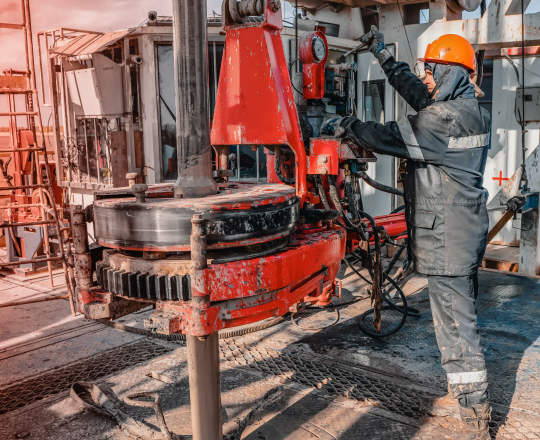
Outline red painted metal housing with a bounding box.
[298,27,328,100]
[210,4,320,204]
[83,225,346,336]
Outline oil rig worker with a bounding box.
[325,28,492,439]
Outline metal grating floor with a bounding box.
[0,340,172,415]
[220,338,540,439]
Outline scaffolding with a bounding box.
[0,0,75,315]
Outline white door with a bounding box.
[357,47,396,217]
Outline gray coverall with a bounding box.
[338,50,491,406]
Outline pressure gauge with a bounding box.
[311,36,327,63]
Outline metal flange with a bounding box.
[93,182,299,252]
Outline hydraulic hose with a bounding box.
[328,175,369,240]
[274,146,295,185]
[355,178,364,212]
[345,180,360,220]
[314,175,331,210]
[357,209,376,230]
[390,204,405,214]
[361,173,404,197]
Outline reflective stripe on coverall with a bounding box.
[339,50,491,405]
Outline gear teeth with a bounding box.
[94,261,190,302]
[96,261,108,286]
[107,269,117,294]
[116,270,128,296]
[137,273,147,299]
[147,274,157,300]
[127,272,138,298]
[182,274,191,301]
[157,275,168,301]
[102,267,110,291]
[170,275,180,301]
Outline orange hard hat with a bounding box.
[419,34,476,72]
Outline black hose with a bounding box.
[328,176,369,240]
[355,178,364,212]
[357,210,376,230]
[384,238,407,276]
[314,175,331,210]
[345,181,359,220]
[358,273,420,338]
[274,147,295,185]
[390,204,405,214]
[361,173,404,197]
[345,244,420,338]
[343,255,372,285]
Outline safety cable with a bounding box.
[519,0,529,192]
[289,58,303,95]
[395,0,415,65]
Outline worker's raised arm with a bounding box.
[361,26,431,112]
[380,56,432,112]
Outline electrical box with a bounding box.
[516,87,540,122]
[65,53,124,119]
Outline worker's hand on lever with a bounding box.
[321,117,362,144]
[360,25,391,64]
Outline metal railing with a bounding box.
[0,0,75,315]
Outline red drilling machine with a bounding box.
[75,0,408,438]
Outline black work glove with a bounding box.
[321,117,354,138]
[360,25,391,65]
[321,117,373,152]
[360,25,385,56]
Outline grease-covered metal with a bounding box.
[93,183,300,251]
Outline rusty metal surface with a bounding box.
[83,225,345,334]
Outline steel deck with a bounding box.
[0,266,539,439]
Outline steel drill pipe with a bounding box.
[188,213,223,440]
[172,0,217,198]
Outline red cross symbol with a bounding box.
[492,171,509,186]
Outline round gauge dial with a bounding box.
[311,36,326,63]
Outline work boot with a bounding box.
[455,401,492,440]
[422,394,460,418]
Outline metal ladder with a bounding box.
[0,0,75,315]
